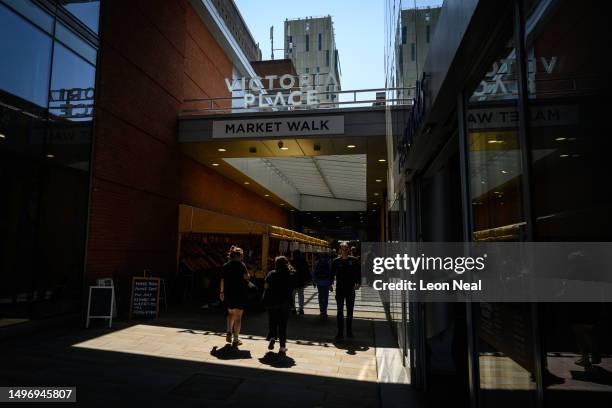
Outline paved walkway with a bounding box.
[0,287,406,407]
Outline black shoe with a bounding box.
[299,309,305,315]
[268,339,275,350]
[335,333,344,341]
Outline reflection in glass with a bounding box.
[524,0,612,404]
[466,16,537,408]
[48,42,95,172]
[60,0,100,33]
[0,2,52,107]
[0,3,97,327]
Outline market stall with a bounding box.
[177,205,328,306]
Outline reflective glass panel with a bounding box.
[61,0,100,33]
[0,2,52,107]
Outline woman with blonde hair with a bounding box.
[220,245,255,346]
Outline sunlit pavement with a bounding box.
[0,287,409,407]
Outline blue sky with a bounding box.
[235,0,442,96]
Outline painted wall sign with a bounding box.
[212,115,344,138]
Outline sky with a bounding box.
[234,0,442,102]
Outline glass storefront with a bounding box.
[0,0,99,327]
[522,0,612,405]
[392,0,612,406]
[463,1,612,406]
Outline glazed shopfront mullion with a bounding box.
[461,3,538,408]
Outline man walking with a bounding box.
[331,242,361,340]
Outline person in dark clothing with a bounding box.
[264,256,296,354]
[291,249,310,315]
[331,242,361,340]
[220,246,256,346]
[312,253,332,317]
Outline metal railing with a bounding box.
[181,87,414,114]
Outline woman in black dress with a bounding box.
[264,256,296,354]
[220,246,255,346]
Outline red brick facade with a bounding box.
[86,0,288,287]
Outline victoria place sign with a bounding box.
[225,73,339,108]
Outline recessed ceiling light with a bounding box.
[46,154,55,158]
[375,179,382,182]
[280,147,289,150]
[372,202,377,205]
[559,154,569,158]
[378,158,386,162]
[280,203,285,206]
[264,194,270,197]
[487,140,504,144]
[244,181,250,185]
[0,133,6,139]
[555,137,566,141]
[218,148,227,152]
[212,163,220,166]
[500,170,508,174]
[373,193,379,196]
[347,144,356,149]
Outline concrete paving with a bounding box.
[0,286,411,407]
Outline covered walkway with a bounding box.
[0,287,412,407]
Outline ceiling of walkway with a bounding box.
[181,136,387,212]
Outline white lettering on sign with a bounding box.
[212,116,344,138]
[225,73,339,108]
[467,105,578,130]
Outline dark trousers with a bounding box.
[316,284,330,313]
[267,304,290,347]
[335,290,356,334]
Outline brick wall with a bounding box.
[87,0,288,295]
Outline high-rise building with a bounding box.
[396,6,441,99]
[284,16,341,107]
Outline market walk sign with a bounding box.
[212,115,344,139]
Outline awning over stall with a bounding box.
[178,204,327,247]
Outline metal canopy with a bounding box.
[223,154,366,211]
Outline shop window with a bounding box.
[426,25,430,43]
[465,12,537,408]
[0,2,52,107]
[318,32,322,50]
[326,49,330,66]
[523,0,612,404]
[401,25,407,44]
[305,34,309,51]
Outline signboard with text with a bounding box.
[129,277,161,320]
[212,115,344,138]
